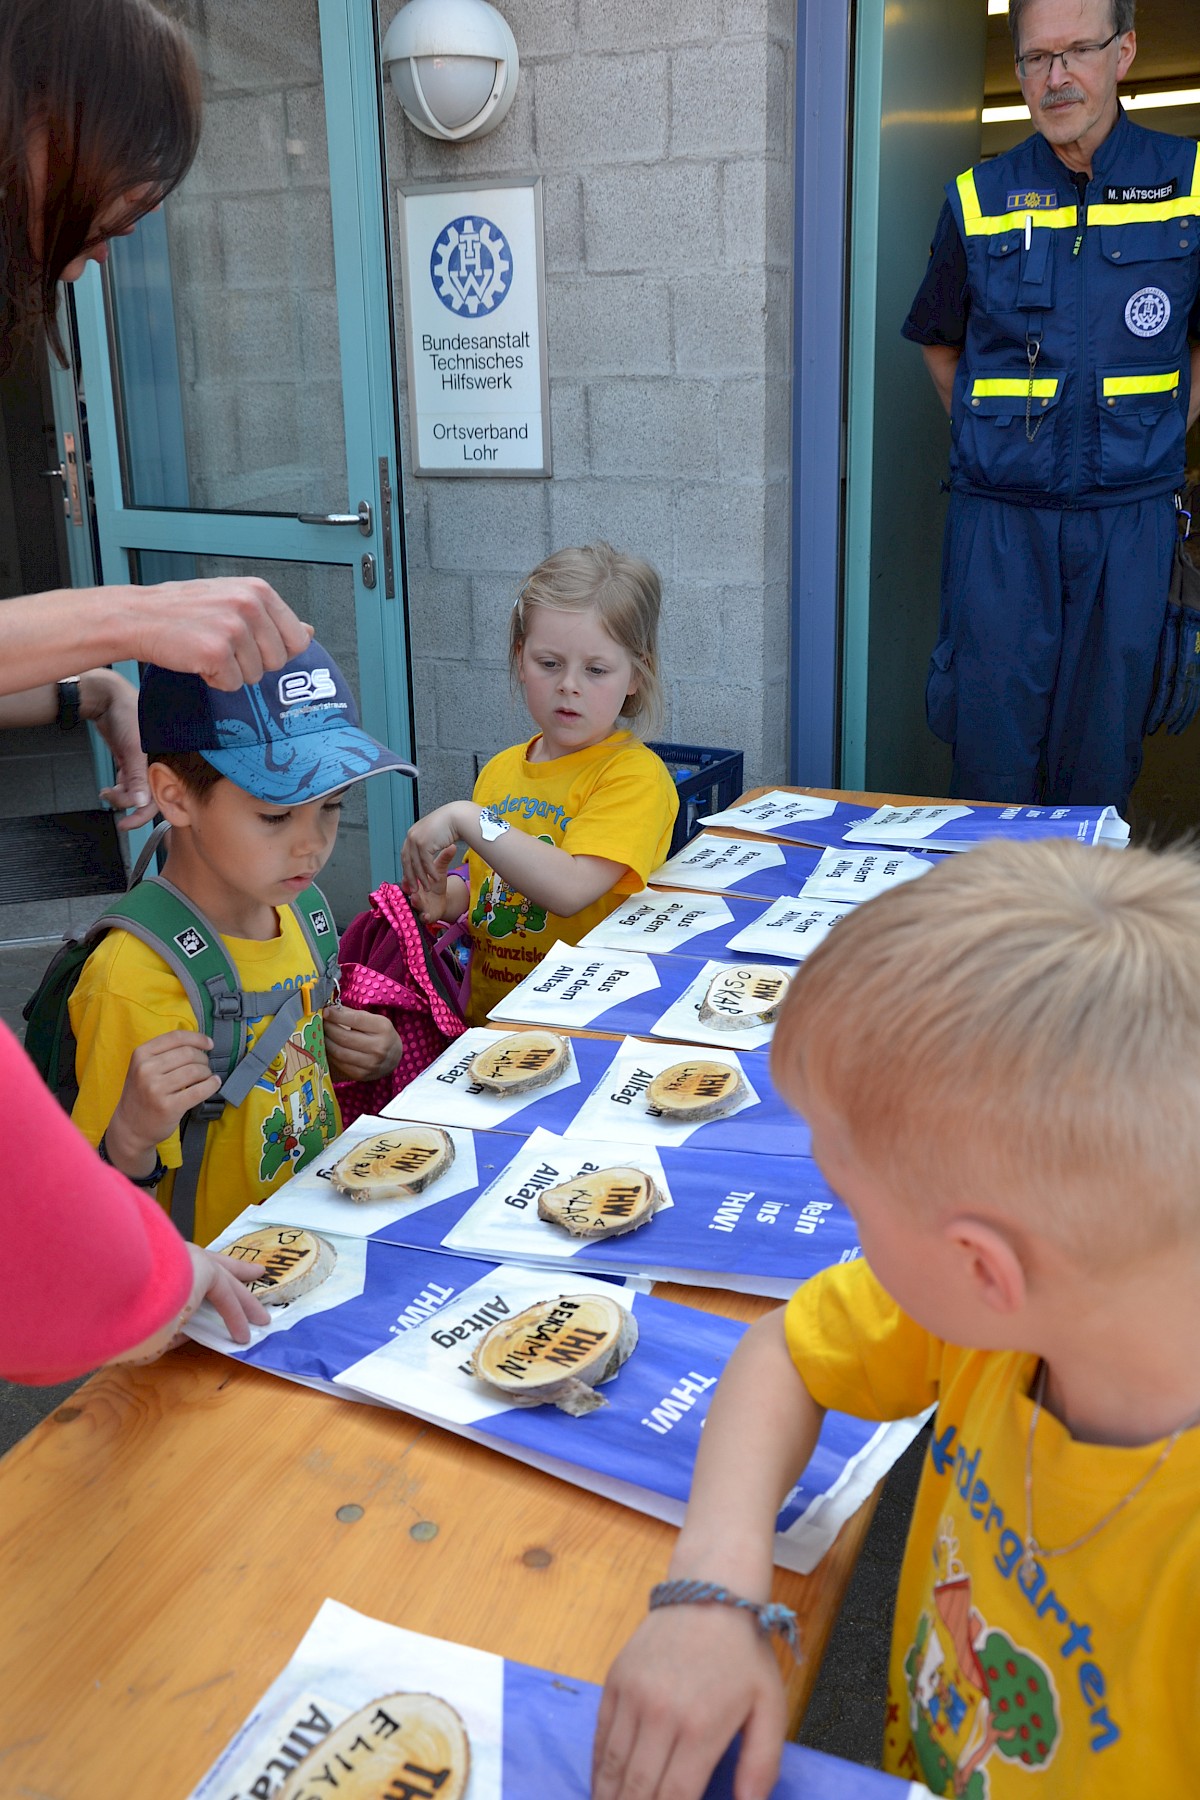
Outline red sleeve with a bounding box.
[0,1022,193,1385]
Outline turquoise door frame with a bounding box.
[64,0,413,888]
[841,0,987,792]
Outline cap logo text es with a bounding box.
[279,668,338,707]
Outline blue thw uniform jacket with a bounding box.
[945,109,1200,509]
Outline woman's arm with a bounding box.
[0,579,311,696]
[0,667,154,827]
[404,800,624,917]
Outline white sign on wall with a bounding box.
[398,176,551,477]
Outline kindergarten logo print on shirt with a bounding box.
[431,215,512,317]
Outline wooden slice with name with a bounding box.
[276,1691,470,1800]
[471,1292,638,1416]
[222,1224,337,1306]
[697,964,793,1031]
[329,1125,455,1202]
[469,1029,569,1094]
[537,1165,664,1239]
[646,1059,747,1122]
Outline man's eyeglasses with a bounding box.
[1016,31,1119,81]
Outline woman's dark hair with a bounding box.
[0,0,201,368]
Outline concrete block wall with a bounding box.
[383,0,796,806]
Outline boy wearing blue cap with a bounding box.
[69,643,416,1245]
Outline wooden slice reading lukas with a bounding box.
[329,1125,454,1202]
[537,1165,664,1239]
[223,1224,337,1306]
[646,1059,747,1122]
[469,1029,569,1094]
[471,1292,638,1416]
[697,964,792,1031]
[276,1691,469,1800]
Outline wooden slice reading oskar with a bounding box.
[537,1165,664,1240]
[329,1125,454,1202]
[223,1224,337,1306]
[697,964,793,1031]
[276,1691,469,1800]
[646,1059,747,1122]
[471,1292,638,1416]
[469,1029,569,1094]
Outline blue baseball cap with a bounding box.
[139,640,417,804]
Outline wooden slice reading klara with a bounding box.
[471,1292,638,1416]
[469,1029,569,1094]
[222,1224,337,1306]
[646,1059,747,1122]
[276,1691,469,1800]
[329,1125,454,1202]
[537,1165,664,1239]
[697,964,792,1031]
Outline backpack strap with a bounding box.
[290,882,341,1006]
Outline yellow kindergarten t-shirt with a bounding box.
[465,731,678,1025]
[786,1260,1200,1799]
[70,907,341,1245]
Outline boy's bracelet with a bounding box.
[648,1580,800,1655]
[98,1130,168,1191]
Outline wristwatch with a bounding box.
[478,805,509,843]
[98,1130,168,1190]
[55,675,82,732]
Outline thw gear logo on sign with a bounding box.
[1125,286,1171,338]
[279,668,338,707]
[431,215,512,317]
[174,926,207,959]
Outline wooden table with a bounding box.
[0,787,926,1798]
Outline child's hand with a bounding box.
[117,1244,272,1364]
[323,1004,403,1082]
[592,1607,786,1800]
[105,1030,220,1175]
[402,804,465,895]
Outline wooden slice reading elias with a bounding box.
[537,1165,664,1239]
[471,1292,638,1416]
[222,1224,337,1306]
[469,1029,569,1094]
[329,1125,454,1202]
[276,1691,469,1800]
[697,964,792,1031]
[646,1059,747,1122]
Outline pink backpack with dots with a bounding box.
[333,883,468,1125]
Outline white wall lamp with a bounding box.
[382,0,519,142]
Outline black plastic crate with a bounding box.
[648,741,745,857]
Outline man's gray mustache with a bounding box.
[1041,88,1086,108]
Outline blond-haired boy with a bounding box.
[594,839,1200,1800]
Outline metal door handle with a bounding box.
[297,500,372,535]
[42,465,67,482]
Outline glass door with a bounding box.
[63,0,412,921]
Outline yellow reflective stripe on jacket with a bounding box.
[971,377,1061,398]
[1101,371,1181,397]
[956,167,1078,236]
[1088,144,1200,226]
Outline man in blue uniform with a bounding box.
[904,0,1200,805]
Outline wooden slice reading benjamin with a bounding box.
[277,1691,469,1800]
[697,964,792,1031]
[329,1125,454,1202]
[223,1224,337,1306]
[538,1165,664,1240]
[471,1292,638,1416]
[469,1029,569,1094]
[646,1059,747,1122]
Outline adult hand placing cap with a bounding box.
[131,577,314,690]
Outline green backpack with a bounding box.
[23,828,339,1241]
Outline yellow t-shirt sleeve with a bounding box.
[69,937,190,1167]
[784,1259,944,1422]
[562,747,678,889]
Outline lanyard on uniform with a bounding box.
[1025,329,1048,444]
